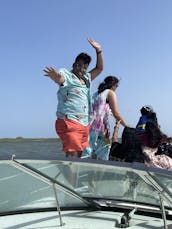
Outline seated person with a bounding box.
[136,105,158,134]
[140,120,172,171]
[109,120,145,163]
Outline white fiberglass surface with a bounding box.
[0,210,172,229]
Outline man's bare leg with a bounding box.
[65,151,82,187]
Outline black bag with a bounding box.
[110,127,145,163]
[109,142,125,160]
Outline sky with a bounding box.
[1,0,172,138]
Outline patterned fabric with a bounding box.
[89,89,111,160]
[56,68,91,126]
[142,146,172,171]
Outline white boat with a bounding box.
[0,154,172,228]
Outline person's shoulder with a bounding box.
[97,89,110,99]
[104,89,111,92]
[107,89,115,94]
[100,89,110,98]
[59,68,73,82]
[107,89,116,99]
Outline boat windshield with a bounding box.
[1,155,172,215]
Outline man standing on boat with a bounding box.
[43,38,103,158]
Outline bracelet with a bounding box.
[96,50,102,54]
[114,126,119,129]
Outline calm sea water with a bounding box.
[0,139,64,158]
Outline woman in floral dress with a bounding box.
[89,76,127,160]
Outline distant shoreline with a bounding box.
[0,138,60,143]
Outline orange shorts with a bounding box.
[55,119,89,152]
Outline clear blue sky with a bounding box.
[1,0,172,138]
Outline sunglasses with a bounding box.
[74,63,88,70]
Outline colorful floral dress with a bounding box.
[89,89,111,160]
[142,146,172,171]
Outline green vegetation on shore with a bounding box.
[0,137,59,142]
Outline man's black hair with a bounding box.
[74,52,92,65]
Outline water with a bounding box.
[0,139,64,158]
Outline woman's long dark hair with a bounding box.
[121,127,144,162]
[74,52,92,65]
[145,121,162,148]
[140,106,158,124]
[98,76,119,94]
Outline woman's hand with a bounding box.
[115,119,121,128]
